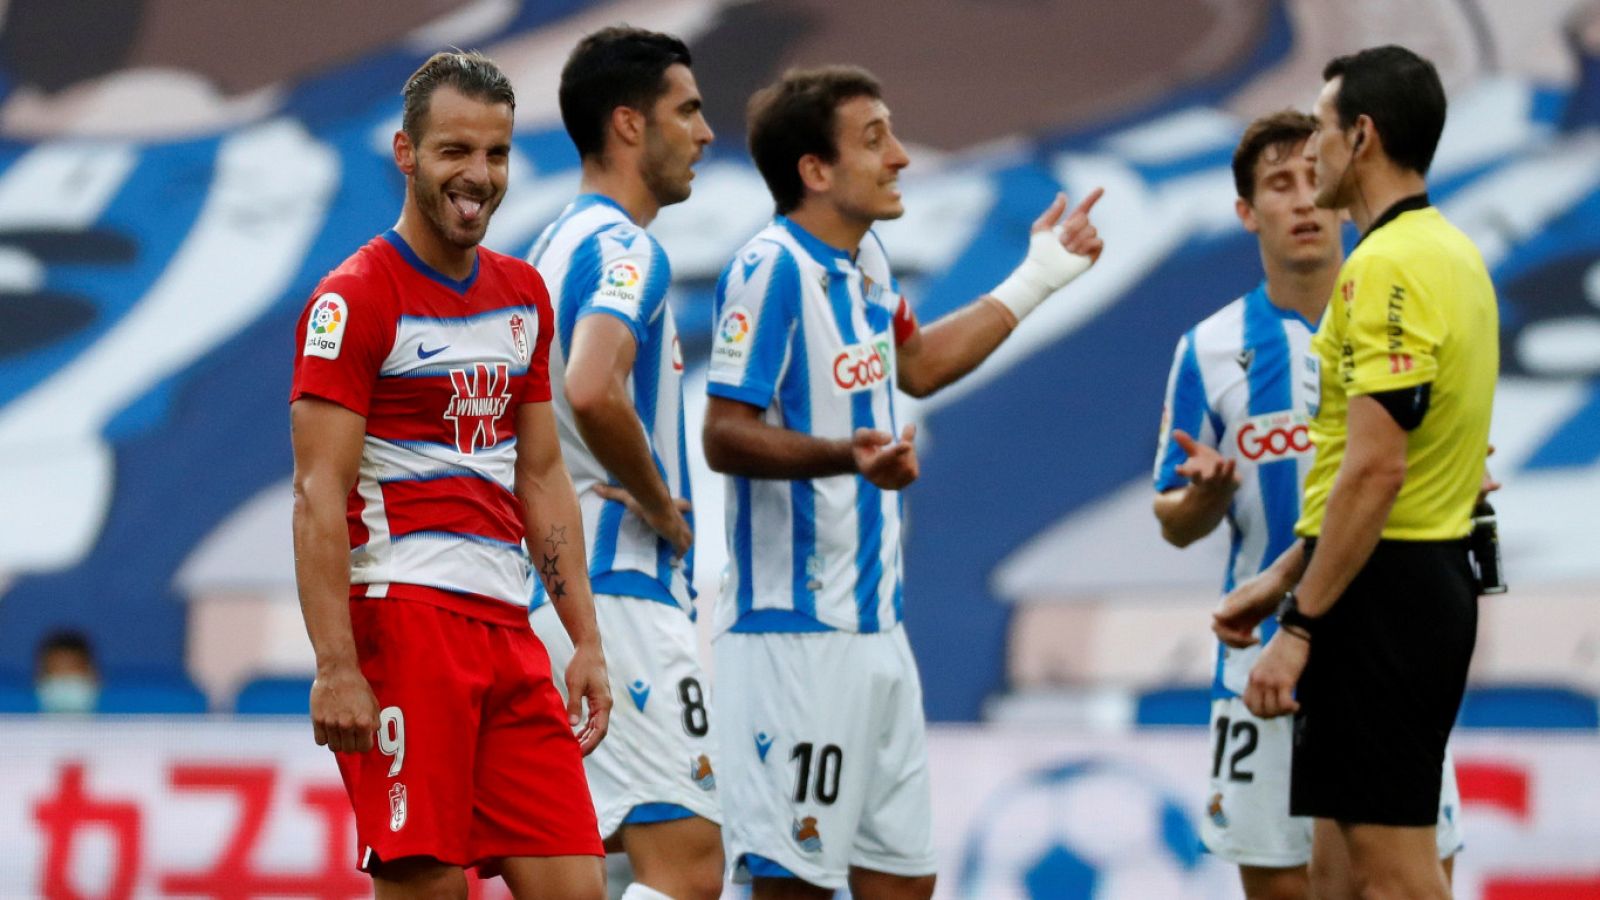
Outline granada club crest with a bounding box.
[389,783,408,832]
[509,314,530,364]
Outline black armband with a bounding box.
[1370,382,1431,431]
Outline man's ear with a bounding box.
[1236,196,1259,234]
[797,153,831,195]
[394,130,416,175]
[1353,114,1373,157]
[610,105,647,148]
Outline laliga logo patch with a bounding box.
[389,783,408,831]
[713,305,752,364]
[303,293,347,359]
[1236,410,1312,461]
[598,261,643,314]
[792,816,823,854]
[690,754,716,791]
[831,336,892,395]
[605,261,640,288]
[510,314,531,364]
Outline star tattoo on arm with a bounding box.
[544,525,567,555]
[551,579,568,601]
[540,553,559,578]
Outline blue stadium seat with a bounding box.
[1134,685,1211,727]
[1457,685,1600,730]
[96,671,209,714]
[233,676,313,715]
[0,672,38,713]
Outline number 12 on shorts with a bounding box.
[791,742,843,804]
[1212,715,1257,783]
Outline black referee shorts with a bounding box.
[1289,538,1478,826]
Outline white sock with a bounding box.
[621,883,675,900]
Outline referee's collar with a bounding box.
[1357,192,1431,248]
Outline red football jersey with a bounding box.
[291,231,553,623]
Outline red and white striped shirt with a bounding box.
[291,230,553,625]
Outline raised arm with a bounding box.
[897,189,1103,397]
[515,401,611,754]
[290,397,379,753]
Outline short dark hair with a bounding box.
[1322,45,1447,175]
[559,26,693,161]
[36,630,94,674]
[402,50,516,144]
[747,66,883,214]
[1232,110,1318,203]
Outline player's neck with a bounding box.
[392,211,477,281]
[1262,257,1335,324]
[1347,163,1428,235]
[580,162,659,227]
[785,204,868,257]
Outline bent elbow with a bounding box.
[897,364,937,399]
[1159,523,1196,549]
[564,381,605,424]
[702,417,745,474]
[702,430,734,474]
[1374,463,1407,497]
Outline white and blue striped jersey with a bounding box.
[707,216,916,635]
[527,194,694,615]
[1153,283,1319,699]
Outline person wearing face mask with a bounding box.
[34,630,100,715]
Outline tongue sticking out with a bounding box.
[450,193,483,222]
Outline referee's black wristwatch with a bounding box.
[1275,591,1317,641]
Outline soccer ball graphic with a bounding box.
[957,759,1227,899]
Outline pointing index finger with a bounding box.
[1068,187,1105,220]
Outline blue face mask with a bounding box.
[37,675,99,714]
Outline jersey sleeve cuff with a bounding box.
[289,385,370,417]
[576,305,646,346]
[1345,370,1438,397]
[1153,471,1186,493]
[707,381,774,409]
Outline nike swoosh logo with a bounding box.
[417,344,449,360]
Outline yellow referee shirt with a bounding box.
[1297,199,1499,540]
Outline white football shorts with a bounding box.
[1200,696,1465,867]
[531,595,720,839]
[714,625,937,890]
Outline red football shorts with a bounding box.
[334,597,602,871]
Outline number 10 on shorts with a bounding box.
[791,742,842,804]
